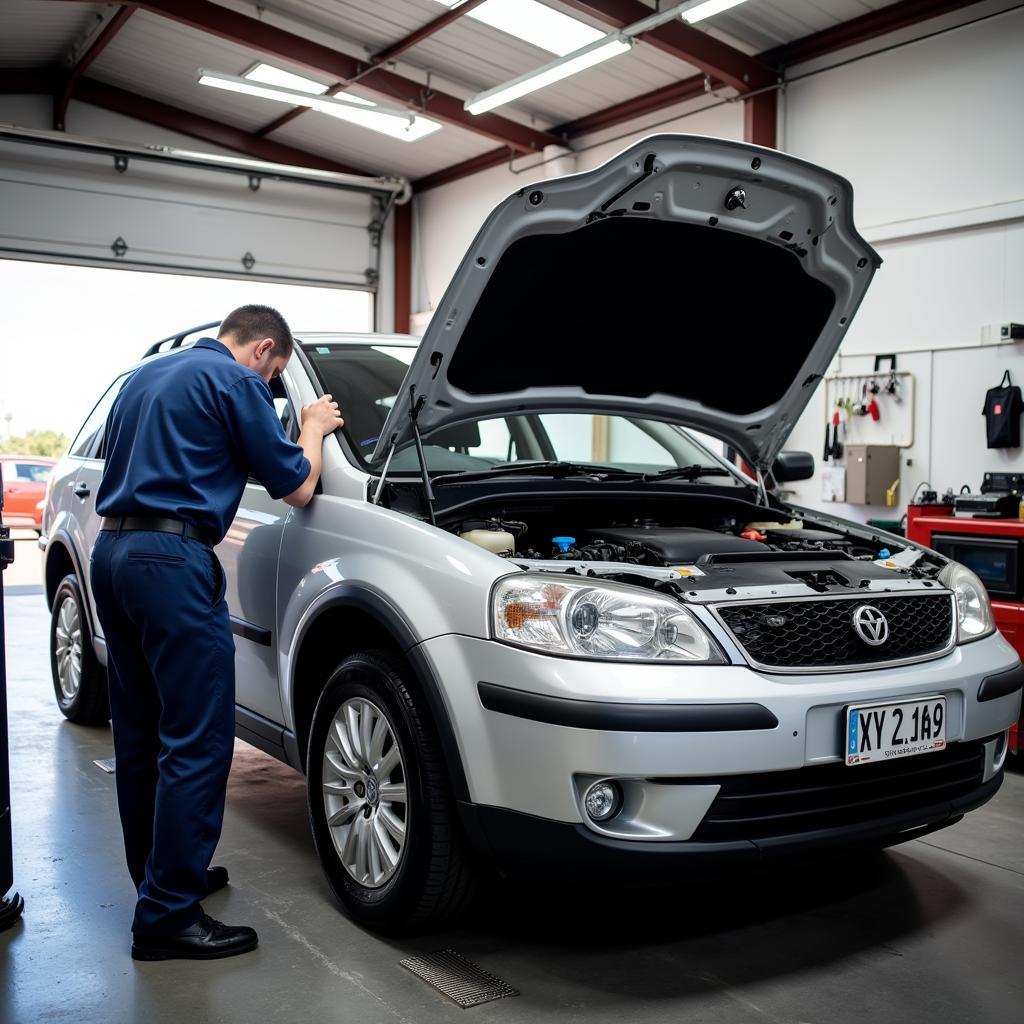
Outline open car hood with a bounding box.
[373,134,880,470]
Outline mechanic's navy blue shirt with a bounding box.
[96,337,310,542]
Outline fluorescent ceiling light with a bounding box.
[243,63,329,96]
[680,0,750,24]
[434,0,603,56]
[465,34,632,115]
[244,63,376,108]
[198,69,442,142]
[317,102,442,143]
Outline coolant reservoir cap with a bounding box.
[552,536,576,553]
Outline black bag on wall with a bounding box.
[982,370,1023,448]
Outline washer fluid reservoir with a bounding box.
[460,529,515,558]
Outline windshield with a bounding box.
[303,342,744,481]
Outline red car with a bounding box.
[1,455,56,533]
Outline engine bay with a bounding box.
[441,493,946,599]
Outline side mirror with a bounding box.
[772,451,815,483]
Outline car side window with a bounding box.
[273,395,297,441]
[15,463,51,482]
[70,372,132,460]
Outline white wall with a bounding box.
[781,4,1024,523]
[411,5,1024,520]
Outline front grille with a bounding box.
[691,740,985,841]
[715,593,954,670]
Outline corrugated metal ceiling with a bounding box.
[0,0,916,179]
[0,0,106,68]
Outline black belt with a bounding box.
[100,516,213,546]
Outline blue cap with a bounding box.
[552,536,576,553]
[878,548,891,559]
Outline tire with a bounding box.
[306,650,478,933]
[50,573,109,725]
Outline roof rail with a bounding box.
[143,321,220,358]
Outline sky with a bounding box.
[0,259,373,440]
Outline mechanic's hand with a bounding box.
[302,394,344,437]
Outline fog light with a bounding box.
[584,780,621,822]
[994,730,1009,774]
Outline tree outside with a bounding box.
[0,430,69,458]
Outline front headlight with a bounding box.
[492,573,724,662]
[939,561,995,643]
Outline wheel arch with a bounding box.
[44,532,87,619]
[287,584,470,801]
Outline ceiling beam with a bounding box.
[73,77,368,175]
[742,90,776,149]
[761,0,985,68]
[554,71,709,138]
[112,0,557,153]
[559,0,775,93]
[54,5,136,131]
[372,0,489,67]
[393,200,413,334]
[256,0,488,139]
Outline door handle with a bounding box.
[73,482,91,498]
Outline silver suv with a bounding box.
[40,135,1023,933]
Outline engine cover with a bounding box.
[581,525,764,564]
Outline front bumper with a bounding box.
[463,768,1003,878]
[419,631,1022,840]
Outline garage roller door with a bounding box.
[0,125,404,288]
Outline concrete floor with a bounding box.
[2,567,1023,1024]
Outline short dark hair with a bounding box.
[218,304,293,357]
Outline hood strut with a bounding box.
[409,386,437,525]
[370,385,437,525]
[755,467,769,507]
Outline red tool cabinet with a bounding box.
[907,503,1024,754]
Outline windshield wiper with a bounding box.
[643,464,738,482]
[430,461,637,486]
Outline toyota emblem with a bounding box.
[852,604,889,646]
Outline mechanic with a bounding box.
[89,305,343,962]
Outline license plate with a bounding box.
[845,696,946,766]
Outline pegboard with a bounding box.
[823,370,915,449]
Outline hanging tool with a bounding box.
[867,391,881,422]
[829,405,844,459]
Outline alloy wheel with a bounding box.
[54,595,82,701]
[321,697,408,888]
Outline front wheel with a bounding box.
[306,651,477,933]
[50,574,109,725]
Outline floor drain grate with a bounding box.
[93,758,116,774]
[400,949,519,1008]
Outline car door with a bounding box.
[65,373,133,636]
[216,371,300,725]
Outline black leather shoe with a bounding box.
[132,914,258,961]
[206,866,229,894]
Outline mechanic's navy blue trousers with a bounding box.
[90,529,235,937]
